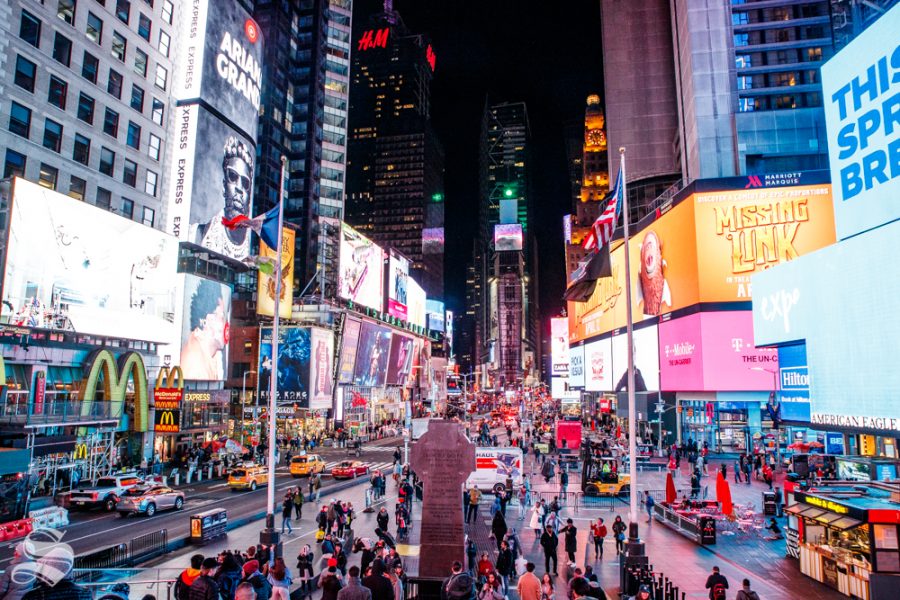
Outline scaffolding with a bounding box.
[27,429,116,497]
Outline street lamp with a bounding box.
[240,371,257,449]
[752,366,781,472]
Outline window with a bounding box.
[158,30,170,57]
[48,76,68,110]
[111,32,127,61]
[123,159,137,186]
[151,97,164,125]
[138,13,151,41]
[4,150,27,178]
[86,12,103,43]
[142,205,155,226]
[53,33,73,66]
[161,0,173,24]
[77,93,95,123]
[9,102,32,138]
[103,108,119,137]
[734,33,749,46]
[69,176,86,201]
[58,0,76,25]
[82,51,99,83]
[39,163,59,190]
[107,69,123,98]
[43,119,63,152]
[73,133,91,165]
[130,84,144,112]
[121,198,134,218]
[96,187,111,209]
[154,64,167,90]
[144,170,157,197]
[148,133,161,160]
[134,48,148,77]
[20,11,41,47]
[14,56,37,92]
[126,121,141,149]
[116,0,130,24]
[99,147,115,175]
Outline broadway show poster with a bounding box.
[353,321,392,387]
[386,334,414,386]
[338,317,361,384]
[180,275,232,381]
[258,327,311,404]
[309,327,334,410]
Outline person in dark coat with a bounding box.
[561,519,578,563]
[491,511,508,551]
[361,560,394,600]
[216,553,243,600]
[188,558,221,600]
[240,560,272,600]
[338,567,372,600]
[539,525,559,576]
[318,566,344,600]
[377,508,390,533]
[494,541,513,595]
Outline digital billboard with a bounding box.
[258,326,310,404]
[494,224,524,252]
[174,0,263,139]
[309,327,334,410]
[257,227,295,318]
[1,178,178,343]
[426,299,445,332]
[181,275,232,381]
[422,228,444,254]
[550,318,569,376]
[339,223,384,312]
[445,309,454,355]
[584,336,612,392]
[337,317,361,384]
[407,279,427,328]
[387,250,409,320]
[778,343,810,422]
[611,324,659,392]
[568,344,585,389]
[353,321,392,387]
[822,3,900,240]
[386,333,414,386]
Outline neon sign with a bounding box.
[426,44,436,71]
[358,28,389,51]
[801,495,850,515]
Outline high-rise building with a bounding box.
[253,0,353,300]
[345,0,445,298]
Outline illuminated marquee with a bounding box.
[358,28,389,51]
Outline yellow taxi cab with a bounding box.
[227,465,268,491]
[290,454,325,478]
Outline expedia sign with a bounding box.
[155,408,181,433]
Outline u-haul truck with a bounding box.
[465,447,524,494]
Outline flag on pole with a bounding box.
[563,246,611,302]
[221,205,281,250]
[582,168,623,252]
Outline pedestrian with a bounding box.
[296,546,315,596]
[314,473,323,502]
[529,501,544,535]
[517,485,528,520]
[559,469,568,495]
[704,566,728,600]
[491,509,508,551]
[539,574,554,600]
[175,554,205,600]
[516,563,541,600]
[590,518,607,561]
[241,560,272,600]
[478,574,503,600]
[268,558,293,600]
[361,560,394,600]
[235,582,256,600]
[318,565,344,600]
[189,558,221,600]
[463,489,470,521]
[317,506,328,532]
[744,461,752,485]
[337,566,371,600]
[495,541,513,594]
[539,525,559,576]
[466,538,478,574]
[611,516,626,555]
[733,461,742,483]
[467,488,481,524]
[561,518,578,563]
[294,488,304,519]
[735,578,760,600]
[281,495,294,535]
[644,491,655,523]
[377,507,390,533]
[215,553,243,600]
[442,562,475,600]
[691,470,701,499]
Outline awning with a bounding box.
[814,512,846,525]
[829,516,863,530]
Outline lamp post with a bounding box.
[752,366,781,472]
[240,370,257,449]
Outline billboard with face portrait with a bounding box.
[257,227,295,318]
[550,318,569,377]
[2,178,179,343]
[387,249,409,320]
[309,327,334,410]
[353,321,392,387]
[611,324,660,392]
[339,223,384,312]
[180,275,232,381]
[258,326,310,405]
[337,317,361,384]
[386,333,414,386]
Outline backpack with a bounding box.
[712,583,727,600]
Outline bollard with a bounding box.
[207,465,213,480]
[174,472,181,486]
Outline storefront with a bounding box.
[154,390,229,462]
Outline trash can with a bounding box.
[190,508,227,544]
[763,491,777,516]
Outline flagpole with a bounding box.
[262,155,287,561]
[619,147,640,542]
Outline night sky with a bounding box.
[353,0,604,325]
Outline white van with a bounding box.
[465,447,524,494]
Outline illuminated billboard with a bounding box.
[353,321,392,387]
[181,275,232,381]
[584,336,612,392]
[174,0,263,139]
[309,327,334,410]
[387,249,409,320]
[407,279,427,328]
[337,317,361,384]
[550,318,569,376]
[258,326,309,404]
[386,333,414,386]
[422,228,444,254]
[426,299,445,332]
[494,224,523,252]
[1,178,178,343]
[611,324,659,392]
[257,227,295,318]
[339,223,384,312]
[568,344,585,389]
[821,3,900,240]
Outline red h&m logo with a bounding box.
[744,175,763,189]
[358,28,389,51]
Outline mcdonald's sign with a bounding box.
[74,443,88,460]
[80,349,149,432]
[154,409,181,433]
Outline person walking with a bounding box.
[189,558,221,600]
[559,469,568,496]
[539,525,559,576]
[529,501,545,535]
[466,488,481,524]
[590,518,607,561]
[281,495,294,535]
[293,488,304,519]
[495,541,513,595]
[704,566,728,600]
[735,578,760,600]
[561,519,578,563]
[296,546,315,597]
[491,510,508,551]
[337,566,371,600]
[377,507,390,534]
[516,563,541,600]
[644,491,655,523]
[611,516,626,556]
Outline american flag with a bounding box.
[582,168,623,252]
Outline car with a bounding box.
[331,460,369,479]
[116,485,185,517]
[228,465,268,491]
[290,454,325,477]
[67,474,144,511]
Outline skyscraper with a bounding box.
[345,0,445,298]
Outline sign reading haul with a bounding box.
[823,3,900,240]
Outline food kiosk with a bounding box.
[784,484,900,599]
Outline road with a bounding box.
[0,436,406,565]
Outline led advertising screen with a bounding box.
[181,275,232,381]
[778,343,810,422]
[387,249,409,320]
[407,279,427,328]
[339,223,384,312]
[422,228,444,255]
[309,327,334,410]
[174,0,263,139]
[353,321,392,387]
[494,224,524,252]
[584,336,612,392]
[568,344,585,389]
[258,326,310,404]
[1,178,178,343]
[257,227,295,319]
[550,317,569,376]
[822,3,900,240]
[445,309,454,354]
[386,333,414,386]
[611,324,659,392]
[337,317,361,384]
[426,299,445,332]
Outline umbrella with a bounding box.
[787,442,810,451]
[808,441,824,448]
[716,472,733,517]
[224,439,248,455]
[665,471,677,504]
